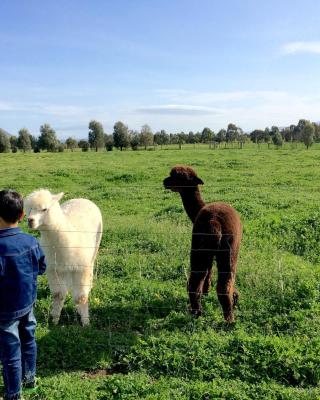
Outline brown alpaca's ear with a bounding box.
[195,177,204,185]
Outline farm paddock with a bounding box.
[0,147,320,399]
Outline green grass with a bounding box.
[0,147,320,399]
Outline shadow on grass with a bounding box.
[36,295,189,378]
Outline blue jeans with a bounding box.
[0,308,36,400]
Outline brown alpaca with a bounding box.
[163,165,242,322]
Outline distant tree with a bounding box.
[10,135,18,150]
[104,134,114,151]
[269,126,282,146]
[187,131,195,144]
[88,120,104,152]
[153,131,160,146]
[272,131,283,147]
[78,139,90,152]
[293,119,308,142]
[129,130,140,150]
[38,124,58,151]
[281,127,291,142]
[57,143,65,152]
[113,121,129,151]
[296,119,308,132]
[0,129,11,153]
[17,128,32,152]
[177,132,186,150]
[313,122,320,142]
[301,121,315,149]
[29,135,38,150]
[288,124,296,142]
[264,127,271,143]
[250,129,265,143]
[238,133,249,145]
[139,124,153,149]
[65,137,78,151]
[169,133,177,144]
[154,130,169,148]
[194,132,202,143]
[270,126,280,136]
[226,123,240,142]
[216,129,226,143]
[201,127,213,143]
[10,136,18,153]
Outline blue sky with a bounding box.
[1,0,320,139]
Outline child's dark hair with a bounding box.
[0,190,24,223]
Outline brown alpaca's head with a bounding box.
[163,165,204,192]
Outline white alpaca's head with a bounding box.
[24,189,64,229]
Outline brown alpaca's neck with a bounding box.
[179,188,205,223]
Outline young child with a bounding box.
[0,190,46,400]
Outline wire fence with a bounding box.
[1,166,320,394]
[2,183,320,189]
[26,234,319,341]
[0,185,319,352]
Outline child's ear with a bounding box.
[52,192,64,203]
[18,212,25,222]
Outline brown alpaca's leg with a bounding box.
[188,250,214,317]
[216,250,237,323]
[202,267,213,295]
[233,288,240,309]
[230,243,240,310]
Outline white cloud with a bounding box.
[133,90,320,131]
[41,105,90,117]
[283,41,320,54]
[154,89,289,104]
[0,100,105,119]
[0,101,16,111]
[0,100,113,137]
[135,104,223,115]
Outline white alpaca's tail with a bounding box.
[92,219,103,267]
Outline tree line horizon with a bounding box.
[0,119,319,153]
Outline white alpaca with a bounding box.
[24,189,103,326]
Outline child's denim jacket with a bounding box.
[0,227,46,320]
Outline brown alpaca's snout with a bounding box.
[163,176,171,188]
[163,176,177,191]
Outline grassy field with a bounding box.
[1,147,320,399]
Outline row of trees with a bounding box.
[1,119,320,153]
[80,120,320,151]
[0,125,63,153]
[249,120,319,149]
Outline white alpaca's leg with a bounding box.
[47,269,68,325]
[72,268,93,326]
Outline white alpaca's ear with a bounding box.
[52,192,64,203]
